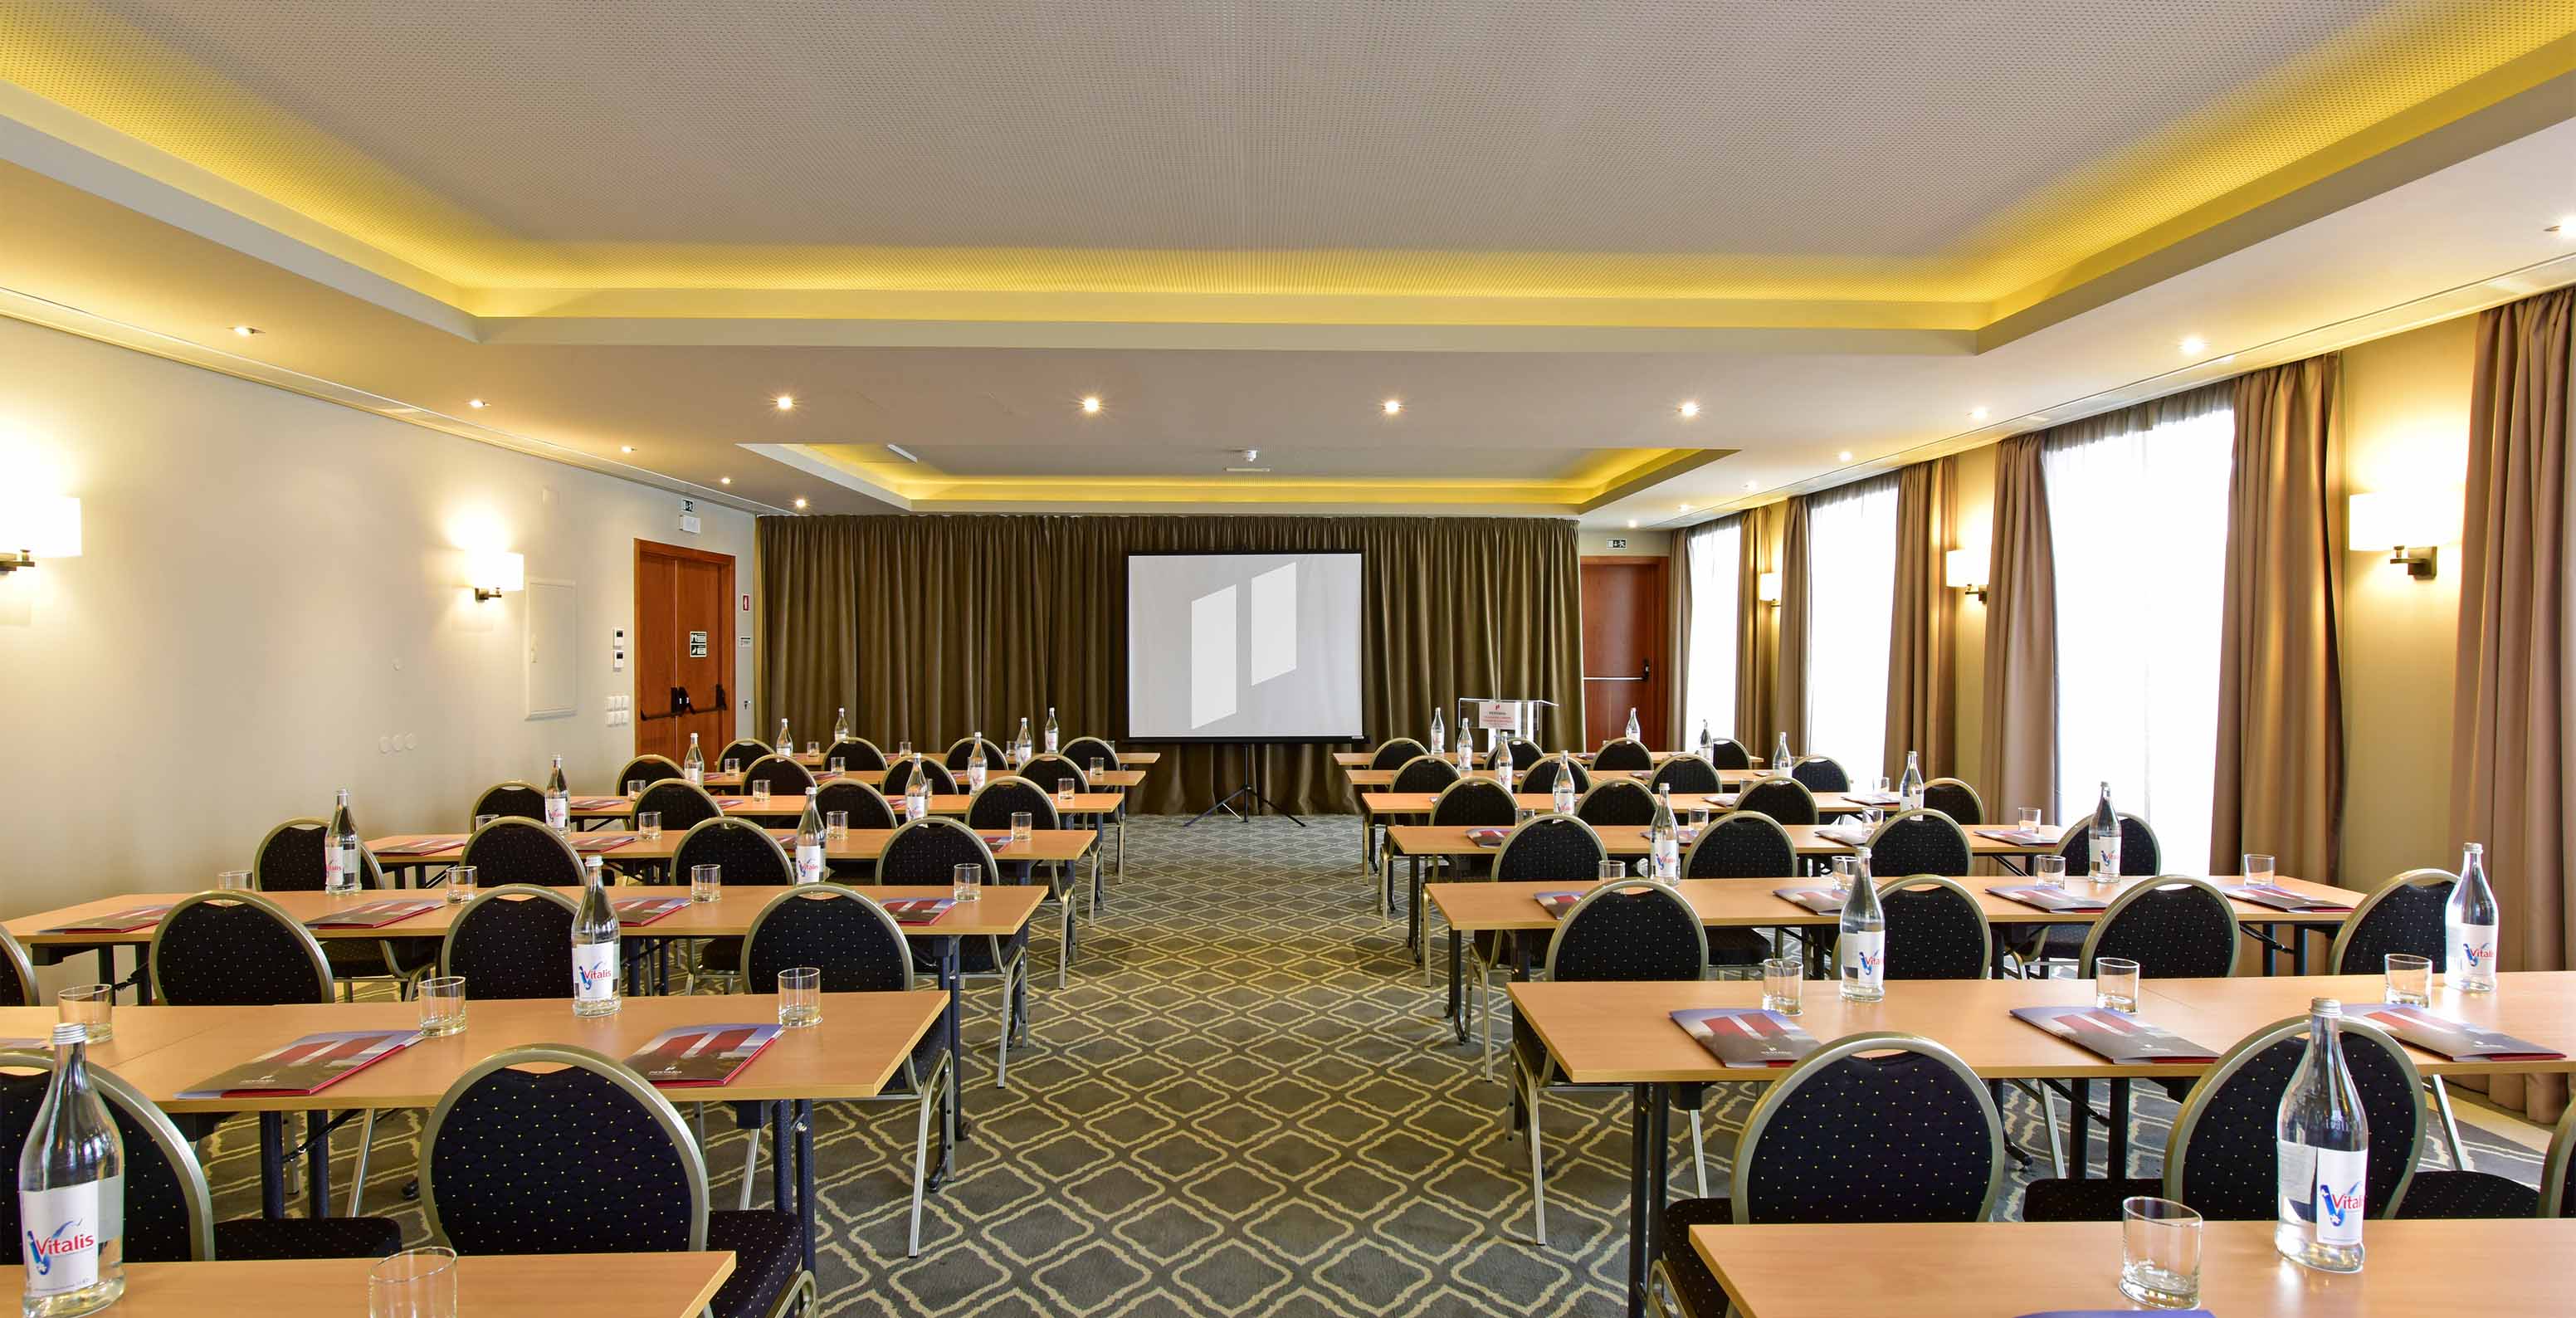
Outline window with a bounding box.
[1803,477,1900,783]
[2045,398,2234,871]
[1681,518,1741,745]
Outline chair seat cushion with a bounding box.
[2020,1176,2160,1222]
[213,1214,404,1260]
[705,1209,804,1318]
[1656,1197,1734,1317]
[1707,927,1772,967]
[700,936,743,975]
[323,938,438,979]
[2394,1169,2542,1218]
[910,930,1028,977]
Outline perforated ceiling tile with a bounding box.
[2,0,2570,300]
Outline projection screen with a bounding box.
[1125,551,1365,743]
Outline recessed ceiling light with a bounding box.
[1677,400,1700,418]
[618,446,634,453]
[229,325,260,336]
[1080,396,1102,414]
[1627,520,1638,529]
[466,398,489,409]
[773,394,796,412]
[1243,448,1259,462]
[1742,479,1758,491]
[2179,335,2208,355]
[1969,407,1989,422]
[2549,217,2574,236]
[793,497,808,510]
[1837,451,1854,462]
[719,477,732,486]
[1679,504,1692,512]
[1383,398,1403,416]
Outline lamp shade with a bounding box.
[1756,570,1781,603]
[0,493,80,558]
[2349,489,2462,552]
[469,549,525,595]
[1944,548,1987,589]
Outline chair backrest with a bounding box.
[1864,808,1973,877]
[1591,738,1655,771]
[2330,869,2455,976]
[814,780,899,832]
[1545,881,1708,983]
[1020,754,1087,794]
[1647,755,1724,795]
[672,818,794,887]
[256,818,388,893]
[1520,755,1592,797]
[1734,777,1819,826]
[1733,1033,2005,1223]
[1575,779,1657,827]
[1706,738,1752,770]
[0,1052,214,1265]
[967,779,1059,831]
[2055,812,2164,876]
[1505,737,1546,769]
[149,892,333,1007]
[1921,777,1985,826]
[1061,736,1121,771]
[1390,754,1464,794]
[1369,738,1428,770]
[1494,815,1609,884]
[825,738,889,771]
[634,779,724,833]
[1877,876,1992,980]
[610,755,685,792]
[944,737,1007,770]
[882,757,959,797]
[716,740,773,770]
[1684,812,1799,878]
[471,781,549,823]
[423,1046,707,1255]
[0,930,35,1006]
[2080,876,2242,978]
[1429,778,1518,827]
[2544,1103,2576,1218]
[461,817,585,888]
[440,886,579,999]
[880,818,999,884]
[742,886,918,993]
[1789,756,1851,793]
[741,754,816,796]
[2164,1014,2423,1220]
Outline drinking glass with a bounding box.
[953,862,982,903]
[690,863,722,904]
[806,741,820,756]
[825,810,848,843]
[749,782,772,806]
[828,758,846,777]
[2033,855,2067,889]
[2243,852,2276,887]
[722,759,743,776]
[473,814,499,832]
[1871,776,1891,794]
[1761,958,1804,1016]
[445,865,477,906]
[897,740,914,759]
[215,869,253,892]
[637,811,662,842]
[417,975,467,1037]
[1056,778,1076,806]
[1010,811,1033,843]
[1585,859,1619,885]
[2095,956,2141,1013]
[778,968,822,1028]
[2119,1197,2202,1309]
[1830,855,1856,896]
[368,1245,459,1318]
[1089,758,1106,779]
[2017,807,2044,832]
[1687,806,1711,830]
[57,985,112,1045]
[2385,953,2433,1006]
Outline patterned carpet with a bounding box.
[198,814,2545,1316]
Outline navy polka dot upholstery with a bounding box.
[2052,813,2164,875]
[1705,739,1752,770]
[1061,737,1120,771]
[1880,880,1990,980]
[883,821,1024,975]
[0,932,32,1006]
[460,819,583,889]
[153,897,332,1007]
[2396,1169,2539,1218]
[2333,872,2453,975]
[825,739,888,771]
[470,782,546,823]
[1867,811,1973,877]
[1734,779,1819,826]
[2083,881,2238,978]
[1590,739,1654,771]
[1789,756,1852,793]
[253,821,338,892]
[1019,754,1088,793]
[815,780,898,831]
[742,755,815,797]
[881,758,959,797]
[635,780,723,833]
[741,889,946,1086]
[1548,884,1706,984]
[1922,778,1985,825]
[441,890,578,999]
[676,820,793,976]
[1430,779,1517,827]
[1505,738,1546,769]
[718,740,773,770]
[968,780,1059,831]
[1391,755,1463,793]
[0,1067,185,1262]
[610,756,685,791]
[1519,757,1592,796]
[1648,756,1724,794]
[1368,739,1427,770]
[1684,813,1798,878]
[944,737,1007,770]
[1575,780,1656,827]
[213,1216,404,1262]
[1495,818,1607,884]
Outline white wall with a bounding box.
[0,317,759,919]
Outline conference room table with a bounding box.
[1687,1218,2576,1318]
[1332,749,1690,769]
[0,992,944,1273]
[0,1253,739,1318]
[1512,970,2576,1318]
[773,749,1161,769]
[371,825,1101,896]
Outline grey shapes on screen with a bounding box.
[1190,584,1238,729]
[1248,562,1297,686]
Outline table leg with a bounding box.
[2292,926,2308,975]
[795,1098,817,1273]
[259,1112,286,1219]
[2108,1079,2132,1178]
[770,1100,792,1216]
[2068,1080,2091,1179]
[945,936,971,1145]
[1447,927,1466,1042]
[1623,1083,1651,1318]
[305,1111,331,1218]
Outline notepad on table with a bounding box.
[1845,790,1902,806]
[1773,886,1843,914]
[624,1023,784,1088]
[2011,1006,2217,1063]
[40,905,173,934]
[1466,827,1510,847]
[568,835,637,853]
[884,897,957,925]
[1533,891,1585,917]
[2348,1004,2566,1062]
[2226,882,2354,913]
[1814,825,1872,847]
[613,896,690,928]
[1975,826,2054,846]
[372,837,467,857]
[1671,1008,1818,1067]
[568,798,627,810]
[304,899,440,929]
[1992,885,2110,913]
[178,1029,422,1098]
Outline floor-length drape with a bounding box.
[2450,287,2575,1122]
[2213,356,2344,882]
[1665,532,1693,740]
[1772,496,1812,755]
[1886,456,1958,779]
[758,515,1587,814]
[1980,436,2058,821]
[1735,504,1780,752]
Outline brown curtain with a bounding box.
[1886,456,1959,779]
[1734,504,1780,750]
[2450,287,2575,1123]
[1772,495,1812,755]
[2213,356,2344,882]
[1979,435,2058,821]
[758,514,1587,814]
[1665,531,1693,740]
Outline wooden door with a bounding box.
[1580,557,1667,750]
[635,539,735,764]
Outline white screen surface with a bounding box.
[1126,552,1364,740]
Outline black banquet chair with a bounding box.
[824,738,888,771]
[1590,737,1654,771]
[2331,867,2474,1168]
[1863,808,1973,878]
[439,886,578,999]
[1921,776,1985,826]
[1647,755,1725,795]
[881,757,959,799]
[881,818,1029,1086]
[1574,779,1657,828]
[1788,755,1851,794]
[1368,738,1428,770]
[1520,754,1591,798]
[1733,777,1819,826]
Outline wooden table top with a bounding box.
[1695,1218,2575,1318]
[3,884,1048,947]
[578,791,1124,818]
[1335,749,1692,768]
[64,991,944,1113]
[1384,823,2067,859]
[772,748,1159,767]
[1359,791,1867,818]
[704,766,1144,791]
[1426,873,2355,932]
[363,827,1099,868]
[0,1253,736,1318]
[1509,972,2576,1085]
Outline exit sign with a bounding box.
[1605,537,1629,549]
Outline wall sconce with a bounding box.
[468,549,524,602]
[2349,489,2461,581]
[1756,570,1781,605]
[1944,548,1988,603]
[0,494,81,574]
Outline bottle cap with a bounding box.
[2310,997,2344,1016]
[51,1023,85,1045]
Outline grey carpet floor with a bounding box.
[198,813,2546,1316]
